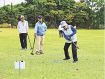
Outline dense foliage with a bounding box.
[0,0,104,29]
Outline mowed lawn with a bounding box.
[0,28,104,79]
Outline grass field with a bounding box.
[0,28,104,79]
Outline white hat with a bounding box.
[20,15,24,19]
[60,21,67,28]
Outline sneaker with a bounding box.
[35,51,40,55]
[40,50,44,54]
[73,60,78,63]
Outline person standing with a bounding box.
[17,15,29,50]
[59,21,78,63]
[31,15,47,55]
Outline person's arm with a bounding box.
[26,21,29,34]
[58,25,63,37]
[17,22,21,34]
[69,26,76,37]
[44,23,47,31]
[62,31,71,41]
[34,23,38,38]
[58,25,63,31]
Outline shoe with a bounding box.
[63,58,70,60]
[73,60,78,63]
[30,53,34,55]
[40,50,44,54]
[35,51,40,55]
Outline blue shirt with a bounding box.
[34,21,47,36]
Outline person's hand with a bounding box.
[67,36,71,41]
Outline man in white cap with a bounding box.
[59,21,78,63]
[17,15,29,49]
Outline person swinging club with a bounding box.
[58,21,78,63]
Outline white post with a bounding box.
[14,61,25,75]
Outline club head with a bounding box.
[30,52,34,55]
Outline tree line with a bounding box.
[0,0,104,29]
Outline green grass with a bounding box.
[0,28,104,79]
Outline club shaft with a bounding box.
[31,37,35,53]
[27,34,32,49]
[72,42,79,49]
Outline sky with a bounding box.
[0,0,26,7]
[75,0,80,2]
[0,0,80,7]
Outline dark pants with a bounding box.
[19,33,27,49]
[64,42,78,61]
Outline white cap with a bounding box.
[20,15,24,19]
[60,21,67,27]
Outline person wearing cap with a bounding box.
[17,15,29,49]
[59,21,78,63]
[31,15,47,55]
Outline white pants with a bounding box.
[36,36,44,52]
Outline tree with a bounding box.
[0,0,104,29]
[25,0,33,4]
[85,0,104,28]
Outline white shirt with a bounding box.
[17,20,28,33]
